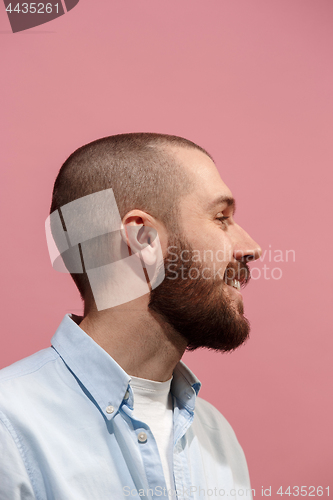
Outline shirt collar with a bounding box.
[51,314,131,421]
[172,361,201,413]
[51,314,201,420]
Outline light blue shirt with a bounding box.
[0,314,253,500]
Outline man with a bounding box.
[0,133,261,499]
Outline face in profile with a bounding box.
[148,146,261,352]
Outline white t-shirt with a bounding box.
[130,375,174,495]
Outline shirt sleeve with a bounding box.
[0,418,36,500]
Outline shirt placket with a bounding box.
[172,402,196,500]
[121,390,169,499]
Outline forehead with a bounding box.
[169,146,233,213]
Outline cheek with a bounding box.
[190,233,233,267]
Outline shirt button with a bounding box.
[106,405,114,414]
[124,390,130,400]
[138,432,147,443]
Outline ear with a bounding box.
[120,213,161,267]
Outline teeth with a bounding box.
[231,279,240,290]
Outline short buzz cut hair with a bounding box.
[50,132,213,305]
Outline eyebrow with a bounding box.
[207,195,237,215]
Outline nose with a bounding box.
[231,224,262,262]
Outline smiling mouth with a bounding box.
[224,266,248,291]
[228,279,241,290]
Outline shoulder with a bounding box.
[193,396,244,453]
[192,396,251,484]
[195,396,235,432]
[0,350,58,499]
[0,348,61,411]
[0,347,59,384]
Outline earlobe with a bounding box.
[120,222,164,286]
[121,224,144,255]
[140,231,158,266]
[122,224,158,266]
[141,230,165,288]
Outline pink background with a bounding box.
[1,0,332,495]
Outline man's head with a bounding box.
[50,133,261,352]
[50,133,206,301]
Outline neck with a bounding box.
[79,295,187,382]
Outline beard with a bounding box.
[148,233,251,352]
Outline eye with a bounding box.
[216,215,230,227]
